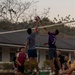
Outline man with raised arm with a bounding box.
[25,16,39,75]
[39,18,61,75]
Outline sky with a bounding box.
[23,0,75,21]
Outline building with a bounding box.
[0,30,75,68]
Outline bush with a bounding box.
[24,60,36,71]
[0,63,13,70]
[43,60,50,69]
[0,61,38,71]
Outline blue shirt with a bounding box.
[27,33,36,49]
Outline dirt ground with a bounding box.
[0,73,15,75]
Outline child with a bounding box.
[16,47,27,75]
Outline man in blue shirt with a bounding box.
[25,17,39,75]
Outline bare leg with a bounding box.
[50,60,55,72]
[29,57,33,72]
[33,58,39,75]
[56,57,61,70]
[34,58,39,72]
[60,67,75,75]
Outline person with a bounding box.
[40,20,61,75]
[54,50,65,75]
[64,55,71,70]
[16,47,27,75]
[59,61,75,75]
[61,55,72,75]
[48,30,62,75]
[25,17,39,75]
[12,51,19,75]
[59,52,75,75]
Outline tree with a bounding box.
[53,14,75,23]
[0,0,37,23]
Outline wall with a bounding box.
[0,46,75,68]
[2,47,10,62]
[1,46,17,62]
[38,49,46,68]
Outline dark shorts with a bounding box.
[27,49,37,58]
[49,48,57,60]
[18,65,24,73]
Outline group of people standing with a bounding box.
[12,16,75,75]
[12,27,39,75]
[54,50,71,75]
[12,17,40,75]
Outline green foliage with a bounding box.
[0,18,75,38]
[0,63,13,70]
[43,60,50,68]
[42,17,54,25]
[0,20,12,30]
[24,60,36,71]
[0,61,36,71]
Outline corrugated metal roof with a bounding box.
[0,30,75,50]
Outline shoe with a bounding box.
[50,71,55,75]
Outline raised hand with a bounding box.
[35,16,40,22]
